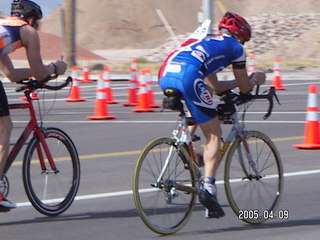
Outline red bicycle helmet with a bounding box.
[218,12,251,43]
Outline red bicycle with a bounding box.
[1,77,80,216]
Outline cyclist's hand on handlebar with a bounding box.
[49,60,68,76]
[249,72,266,85]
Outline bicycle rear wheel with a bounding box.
[133,137,197,235]
[23,127,80,216]
[224,131,283,224]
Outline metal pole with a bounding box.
[202,0,214,33]
[64,0,77,67]
[60,8,65,57]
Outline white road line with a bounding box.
[16,169,320,208]
[11,120,306,124]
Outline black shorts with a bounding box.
[0,81,10,117]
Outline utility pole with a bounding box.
[64,0,77,67]
[201,0,214,33]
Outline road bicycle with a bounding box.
[133,85,283,234]
[0,77,81,216]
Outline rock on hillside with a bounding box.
[146,13,320,62]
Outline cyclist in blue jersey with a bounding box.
[0,0,67,210]
[159,12,266,218]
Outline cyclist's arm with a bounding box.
[205,70,266,95]
[233,68,266,92]
[233,68,252,94]
[20,25,56,81]
[0,54,33,82]
[205,73,238,95]
[0,26,57,82]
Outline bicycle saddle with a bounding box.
[163,88,182,98]
[162,89,184,111]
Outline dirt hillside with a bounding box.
[9,32,105,61]
[39,0,320,63]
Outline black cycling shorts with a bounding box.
[0,81,10,117]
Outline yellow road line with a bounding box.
[79,150,142,160]
[10,136,304,167]
[10,150,142,166]
[271,136,303,142]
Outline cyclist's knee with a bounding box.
[0,116,13,137]
[200,117,221,140]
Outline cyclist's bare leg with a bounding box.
[198,116,225,217]
[199,116,222,179]
[0,115,16,209]
[0,116,12,179]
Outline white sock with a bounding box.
[204,183,217,195]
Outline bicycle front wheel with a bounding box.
[23,127,80,216]
[224,131,283,224]
[133,137,197,235]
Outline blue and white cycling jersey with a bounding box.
[160,34,246,78]
[159,33,247,124]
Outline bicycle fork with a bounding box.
[34,128,59,174]
[238,136,262,180]
[225,123,261,180]
[153,145,180,202]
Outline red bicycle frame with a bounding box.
[4,98,57,174]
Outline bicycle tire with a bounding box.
[22,127,80,216]
[133,137,197,235]
[224,131,283,224]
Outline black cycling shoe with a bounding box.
[198,188,225,218]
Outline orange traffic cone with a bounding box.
[87,76,116,120]
[102,66,118,104]
[132,69,154,112]
[272,58,286,90]
[145,68,161,108]
[66,66,86,102]
[81,57,93,83]
[123,59,138,106]
[293,85,320,149]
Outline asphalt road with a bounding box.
[0,71,320,240]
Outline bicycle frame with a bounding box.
[156,86,279,188]
[4,98,57,174]
[220,112,261,177]
[167,108,261,180]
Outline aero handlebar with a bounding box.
[16,76,72,92]
[220,86,281,120]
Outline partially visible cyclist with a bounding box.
[0,0,67,210]
[158,12,266,218]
